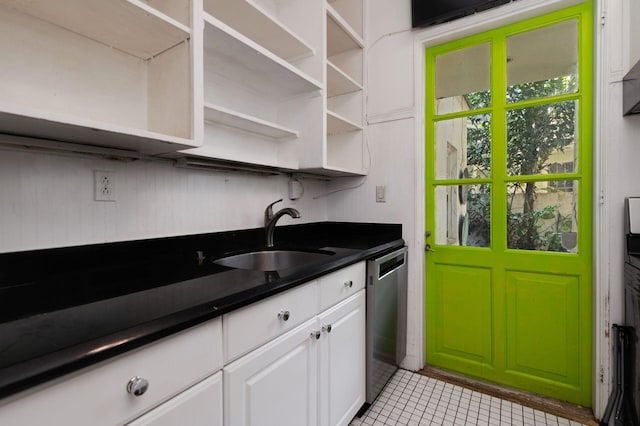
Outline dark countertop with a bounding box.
[0,222,403,399]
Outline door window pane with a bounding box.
[435,114,491,180]
[506,180,578,252]
[436,43,491,114]
[506,101,578,176]
[435,184,491,248]
[506,20,578,103]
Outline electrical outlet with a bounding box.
[94,170,115,201]
[376,185,386,203]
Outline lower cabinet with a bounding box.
[127,372,223,426]
[0,263,367,426]
[0,318,223,426]
[224,317,320,426]
[319,290,366,426]
[224,290,366,426]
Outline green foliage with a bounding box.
[464,76,577,251]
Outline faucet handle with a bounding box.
[264,199,283,224]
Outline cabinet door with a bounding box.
[127,372,222,426]
[318,290,366,426]
[223,318,319,426]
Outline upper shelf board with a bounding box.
[327,110,363,134]
[326,4,364,57]
[327,60,363,97]
[203,13,322,97]
[0,104,199,155]
[0,0,190,60]
[204,102,299,140]
[203,0,315,61]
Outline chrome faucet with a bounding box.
[264,199,300,247]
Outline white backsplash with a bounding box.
[0,143,329,253]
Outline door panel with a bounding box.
[424,3,592,406]
[505,271,580,385]
[430,264,492,367]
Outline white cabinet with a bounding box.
[0,261,367,426]
[319,290,366,426]
[318,261,366,311]
[224,290,366,426]
[0,0,367,174]
[177,0,366,175]
[127,371,223,426]
[0,318,223,426]
[223,280,318,363]
[224,318,320,426]
[0,0,198,155]
[173,0,324,170]
[299,0,366,176]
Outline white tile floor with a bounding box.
[350,369,587,426]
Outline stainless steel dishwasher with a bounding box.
[364,246,408,409]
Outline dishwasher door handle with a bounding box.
[374,247,408,280]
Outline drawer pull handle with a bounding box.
[278,310,290,321]
[310,330,321,340]
[344,280,353,288]
[322,323,332,333]
[127,376,149,397]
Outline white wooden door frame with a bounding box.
[412,0,608,417]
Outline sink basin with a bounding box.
[213,249,335,271]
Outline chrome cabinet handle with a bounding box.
[127,376,149,397]
[310,330,321,340]
[344,280,353,288]
[278,310,290,321]
[322,323,332,333]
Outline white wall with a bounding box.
[598,0,640,325]
[0,140,329,253]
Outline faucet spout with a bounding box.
[264,199,301,247]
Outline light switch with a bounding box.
[376,185,386,203]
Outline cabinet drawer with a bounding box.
[223,280,318,363]
[318,262,365,311]
[127,372,222,426]
[0,318,223,426]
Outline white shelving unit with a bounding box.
[307,0,365,176]
[0,0,197,155]
[0,0,369,175]
[176,13,322,170]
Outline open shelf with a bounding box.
[0,0,190,60]
[204,102,298,140]
[203,13,321,97]
[327,60,363,97]
[327,110,363,134]
[203,0,314,61]
[326,3,364,57]
[186,13,323,171]
[0,4,195,155]
[0,104,198,155]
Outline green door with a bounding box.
[424,3,593,406]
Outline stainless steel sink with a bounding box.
[213,249,335,271]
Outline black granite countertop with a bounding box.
[0,222,403,399]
